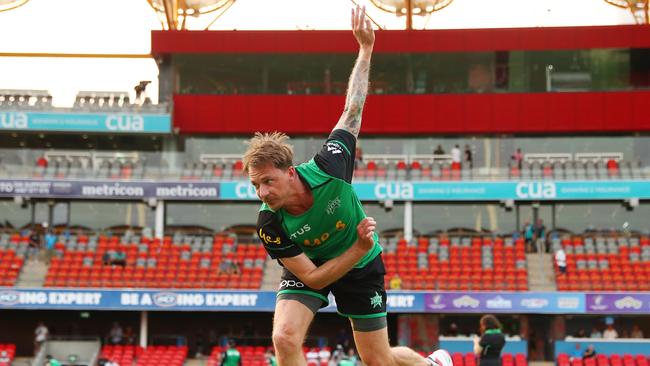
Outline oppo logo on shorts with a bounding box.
[279,280,305,289]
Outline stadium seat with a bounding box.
[44,231,267,290]
[381,234,527,291]
[0,235,28,287]
[554,232,650,291]
[208,345,338,366]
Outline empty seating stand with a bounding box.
[0,233,28,286]
[181,154,246,180]
[382,235,528,291]
[0,89,52,110]
[553,234,650,291]
[101,345,186,366]
[22,150,645,182]
[100,344,143,366]
[32,151,143,180]
[135,345,187,366]
[520,152,643,181]
[354,154,409,181]
[408,154,467,181]
[44,232,266,289]
[354,152,638,181]
[558,353,650,366]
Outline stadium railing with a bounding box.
[1,150,647,182]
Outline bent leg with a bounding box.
[353,326,430,366]
[272,298,317,366]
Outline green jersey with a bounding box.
[257,129,381,268]
[221,348,241,366]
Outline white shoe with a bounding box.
[427,349,453,366]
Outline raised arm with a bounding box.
[333,5,375,138]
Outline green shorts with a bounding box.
[277,254,387,331]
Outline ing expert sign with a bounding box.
[0,289,276,311]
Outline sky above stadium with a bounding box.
[0,0,635,107]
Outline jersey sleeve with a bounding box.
[313,129,356,183]
[256,210,303,259]
[479,335,488,348]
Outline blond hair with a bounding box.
[243,132,294,173]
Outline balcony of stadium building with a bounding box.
[0,88,166,113]
[0,88,169,178]
[3,134,649,183]
[0,89,52,110]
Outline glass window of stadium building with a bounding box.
[174,48,647,95]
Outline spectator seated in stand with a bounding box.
[569,343,582,361]
[103,250,114,266]
[603,324,618,339]
[219,259,232,275]
[434,145,445,156]
[582,345,596,360]
[102,250,127,267]
[112,251,126,267]
[230,260,241,275]
[630,325,644,338]
[389,273,402,290]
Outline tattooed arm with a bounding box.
[333,5,375,139]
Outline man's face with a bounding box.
[248,163,294,210]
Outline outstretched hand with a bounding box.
[352,5,375,50]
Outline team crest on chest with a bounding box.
[326,196,341,215]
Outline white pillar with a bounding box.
[140,311,148,348]
[155,200,165,239]
[404,201,413,242]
